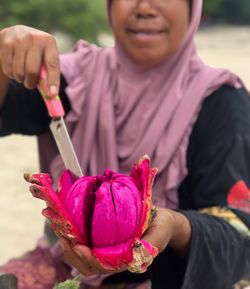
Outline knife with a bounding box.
[38,67,83,177]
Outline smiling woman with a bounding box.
[0,0,250,288]
[110,0,190,67]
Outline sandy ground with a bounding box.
[0,25,250,265]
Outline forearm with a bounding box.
[167,210,192,257]
[0,60,9,108]
[151,210,250,289]
[142,208,192,258]
[179,211,250,288]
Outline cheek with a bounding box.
[110,2,131,27]
[167,6,189,47]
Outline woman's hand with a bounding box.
[142,208,192,257]
[59,208,191,277]
[0,25,60,96]
[59,238,126,276]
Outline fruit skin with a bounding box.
[24,155,158,273]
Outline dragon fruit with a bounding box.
[24,155,158,273]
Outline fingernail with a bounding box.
[50,85,58,96]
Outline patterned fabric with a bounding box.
[233,279,250,289]
[227,181,250,214]
[200,206,250,289]
[199,206,250,237]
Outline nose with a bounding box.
[134,0,157,19]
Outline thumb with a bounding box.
[142,225,167,253]
[142,208,174,253]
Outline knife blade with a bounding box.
[38,67,83,177]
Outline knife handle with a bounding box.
[38,67,65,118]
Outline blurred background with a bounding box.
[0,0,250,265]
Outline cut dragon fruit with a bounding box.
[24,155,158,273]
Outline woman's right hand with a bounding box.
[0,25,60,96]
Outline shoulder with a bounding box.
[60,39,112,85]
[192,85,250,146]
[202,84,250,116]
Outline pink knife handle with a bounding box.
[38,67,65,118]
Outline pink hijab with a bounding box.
[38,0,243,209]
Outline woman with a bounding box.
[0,0,249,288]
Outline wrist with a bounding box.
[166,209,192,257]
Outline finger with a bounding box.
[24,46,43,89]
[43,38,60,97]
[141,224,159,248]
[59,238,99,276]
[12,44,28,83]
[74,245,126,274]
[135,280,152,289]
[73,245,108,273]
[142,208,172,253]
[73,244,92,261]
[1,42,14,79]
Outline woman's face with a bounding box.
[110,0,190,68]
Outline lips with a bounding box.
[126,26,168,42]
[127,28,166,35]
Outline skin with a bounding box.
[0,0,192,277]
[110,0,190,68]
[0,25,60,107]
[59,208,191,276]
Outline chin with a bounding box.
[131,54,167,69]
[127,47,170,68]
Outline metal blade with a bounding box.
[50,117,83,177]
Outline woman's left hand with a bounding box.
[59,237,126,276]
[59,207,191,276]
